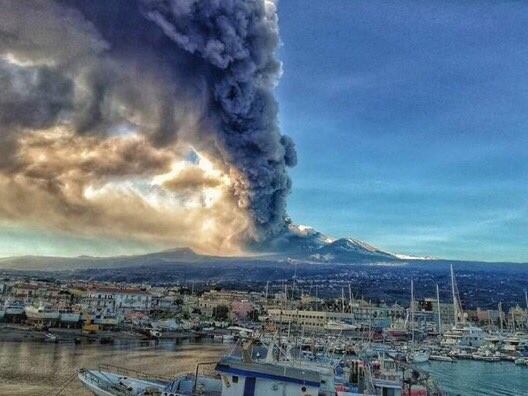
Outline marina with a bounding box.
[70,264,528,395]
[0,264,526,395]
[0,339,527,396]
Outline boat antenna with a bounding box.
[436,283,442,335]
[348,282,353,309]
[341,287,345,314]
[498,301,503,334]
[316,285,319,311]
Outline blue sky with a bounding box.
[277,1,528,262]
[1,1,527,262]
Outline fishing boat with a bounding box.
[364,355,443,396]
[78,337,446,396]
[78,338,338,396]
[471,348,501,362]
[365,357,403,395]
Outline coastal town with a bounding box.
[0,265,527,394]
[1,267,527,354]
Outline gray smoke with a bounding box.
[0,0,296,246]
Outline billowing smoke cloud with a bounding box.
[0,0,295,253]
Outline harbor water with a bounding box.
[423,360,528,396]
[0,340,527,396]
[0,340,228,396]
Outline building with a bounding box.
[267,304,403,330]
[198,290,252,317]
[87,287,152,313]
[416,298,456,329]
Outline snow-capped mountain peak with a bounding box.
[262,224,431,263]
[393,253,435,260]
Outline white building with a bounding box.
[267,305,402,330]
[87,287,152,313]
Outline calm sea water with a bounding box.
[423,360,528,396]
[0,340,526,396]
[0,340,229,396]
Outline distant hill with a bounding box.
[0,224,403,271]
[0,224,525,273]
[0,247,213,271]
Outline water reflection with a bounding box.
[0,340,228,396]
[1,340,527,396]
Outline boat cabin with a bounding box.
[216,356,326,396]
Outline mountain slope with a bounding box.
[0,225,407,270]
[0,248,216,271]
[309,238,397,262]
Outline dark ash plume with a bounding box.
[139,0,297,240]
[0,0,296,248]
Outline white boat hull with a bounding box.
[77,372,116,396]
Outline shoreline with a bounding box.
[0,323,212,345]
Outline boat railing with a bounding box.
[98,363,172,383]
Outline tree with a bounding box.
[213,305,229,321]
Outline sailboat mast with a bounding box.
[411,279,415,344]
[498,302,503,333]
[436,283,442,334]
[450,264,458,326]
